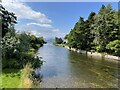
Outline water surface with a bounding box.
[36,43,119,88]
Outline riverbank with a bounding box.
[1,47,42,88]
[56,44,120,61]
[1,65,32,88]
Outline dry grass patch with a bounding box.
[20,63,33,88]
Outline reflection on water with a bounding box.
[36,43,119,88]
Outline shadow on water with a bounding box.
[35,43,119,88]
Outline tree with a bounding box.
[67,17,87,50]
[2,30,20,59]
[30,35,45,49]
[0,4,17,37]
[84,12,96,50]
[93,4,119,52]
[1,4,44,69]
[54,37,63,44]
[65,4,119,56]
[106,40,120,56]
[64,34,68,40]
[1,4,18,59]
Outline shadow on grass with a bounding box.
[2,69,20,73]
[2,69,21,78]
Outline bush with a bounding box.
[106,40,120,56]
[95,45,104,52]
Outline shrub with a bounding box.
[106,40,120,56]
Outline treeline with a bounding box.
[54,37,63,44]
[30,35,46,50]
[1,4,45,69]
[65,4,120,56]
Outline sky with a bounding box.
[1,0,118,39]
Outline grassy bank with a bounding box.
[1,69,21,88]
[1,64,36,88]
[2,48,41,88]
[54,43,65,47]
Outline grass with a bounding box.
[1,64,33,88]
[1,69,21,88]
[55,43,65,47]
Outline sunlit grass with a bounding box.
[0,73,2,88]
[1,64,34,88]
[1,69,21,88]
[55,43,65,47]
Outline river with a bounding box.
[36,42,119,88]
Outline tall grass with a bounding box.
[20,63,33,88]
[20,63,41,88]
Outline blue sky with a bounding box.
[27,2,118,33]
[2,1,118,38]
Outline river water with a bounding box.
[36,42,119,88]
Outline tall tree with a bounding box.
[66,4,119,56]
[84,12,96,50]
[67,17,86,49]
[0,4,17,37]
[93,4,119,52]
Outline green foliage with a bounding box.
[2,31,20,59]
[93,4,119,52]
[66,4,119,56]
[1,4,44,69]
[95,45,104,52]
[64,34,68,39]
[106,40,120,56]
[17,33,31,52]
[30,35,45,50]
[67,15,96,50]
[0,4,17,37]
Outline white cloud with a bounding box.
[52,29,59,32]
[1,0,52,24]
[1,0,66,38]
[27,22,52,28]
[26,30,41,37]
